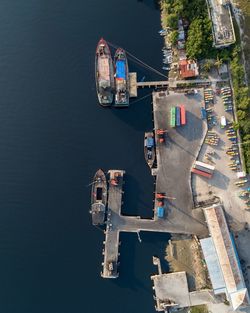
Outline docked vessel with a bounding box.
[144,132,155,168]
[90,169,107,225]
[95,38,115,106]
[114,48,129,107]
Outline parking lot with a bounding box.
[191,83,250,292]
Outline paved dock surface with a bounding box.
[99,90,210,279]
[152,91,208,235]
[101,170,125,278]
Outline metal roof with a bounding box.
[202,205,250,310]
[200,237,226,294]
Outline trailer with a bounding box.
[220,116,227,128]
[176,106,181,127]
[180,105,186,125]
[193,164,214,175]
[195,160,215,171]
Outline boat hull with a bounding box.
[95,38,115,106]
[90,169,107,225]
[114,48,129,107]
[144,132,155,168]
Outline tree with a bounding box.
[202,60,213,73]
[237,110,246,120]
[169,30,178,45]
[165,13,178,29]
[186,18,203,59]
[214,56,223,74]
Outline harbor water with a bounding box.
[0,0,170,312]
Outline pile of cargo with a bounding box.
[226,126,237,144]
[235,179,248,187]
[191,160,215,179]
[204,88,214,105]
[170,105,186,128]
[205,131,220,146]
[238,189,250,199]
[221,86,232,112]
[203,89,217,127]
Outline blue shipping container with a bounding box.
[176,107,181,126]
[146,137,154,148]
[201,107,207,120]
[157,207,164,218]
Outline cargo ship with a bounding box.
[144,132,155,168]
[114,48,129,107]
[95,38,115,106]
[90,169,107,225]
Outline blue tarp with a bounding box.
[116,60,126,79]
[146,137,154,148]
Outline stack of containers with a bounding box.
[170,106,186,127]
[191,160,215,178]
[221,86,233,112]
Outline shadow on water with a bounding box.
[114,232,148,291]
[122,173,154,218]
[111,91,154,131]
[137,0,160,10]
[112,231,170,291]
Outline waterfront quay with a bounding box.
[100,90,209,279]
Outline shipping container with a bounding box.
[193,164,214,174]
[191,168,212,178]
[176,106,181,127]
[195,160,215,171]
[157,207,164,218]
[170,107,176,127]
[200,107,207,120]
[180,105,186,125]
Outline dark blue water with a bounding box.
[0,1,170,312]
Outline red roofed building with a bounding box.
[179,59,199,79]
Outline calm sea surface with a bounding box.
[0,1,170,312]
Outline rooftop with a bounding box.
[206,0,236,47]
[179,59,199,79]
[201,205,250,310]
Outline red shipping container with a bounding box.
[191,167,212,178]
[180,105,186,125]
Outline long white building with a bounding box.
[201,205,250,311]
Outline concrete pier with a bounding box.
[98,90,212,279]
[101,170,125,278]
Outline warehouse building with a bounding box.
[200,205,250,311]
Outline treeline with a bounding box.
[161,0,215,59]
[230,46,250,173]
[161,0,250,172]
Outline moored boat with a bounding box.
[90,169,107,225]
[114,48,129,107]
[95,38,115,106]
[144,132,155,168]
